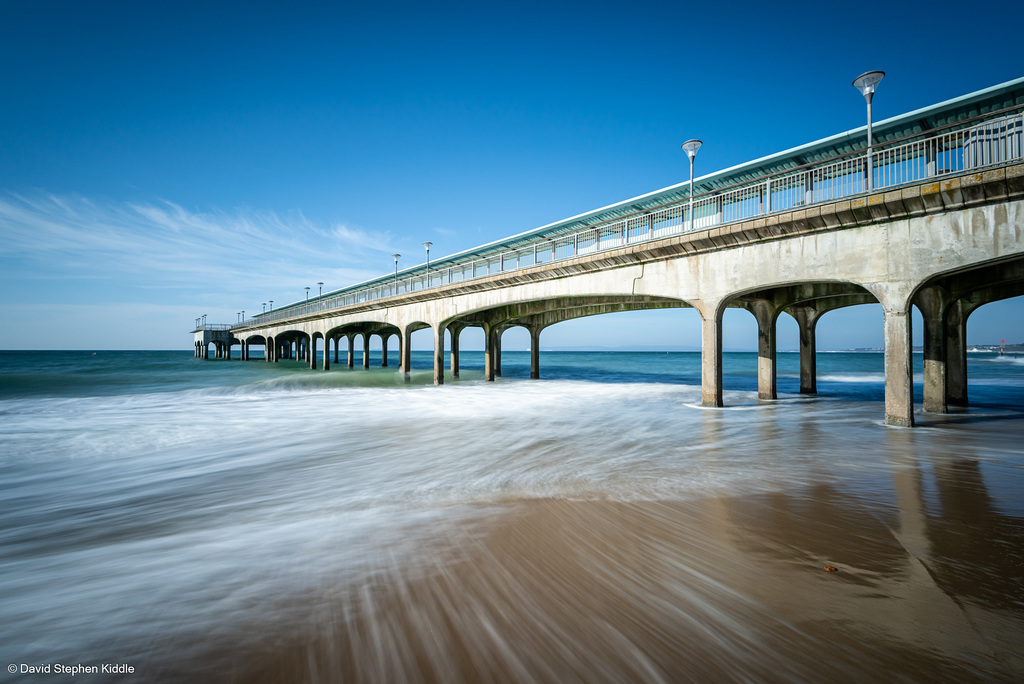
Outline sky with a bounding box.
[1,0,1022,351]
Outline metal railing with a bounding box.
[239,110,1024,330]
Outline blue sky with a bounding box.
[1,0,1022,351]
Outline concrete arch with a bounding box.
[719,281,880,401]
[435,296,692,384]
[909,255,1024,413]
[395,320,432,379]
[322,322,402,371]
[310,330,325,370]
[272,330,312,363]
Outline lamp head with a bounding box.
[852,70,885,99]
[681,139,702,159]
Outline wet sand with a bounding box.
[5,352,1023,683]
[222,488,1023,683]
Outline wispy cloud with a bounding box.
[0,193,397,305]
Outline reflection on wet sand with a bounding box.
[229,436,1024,683]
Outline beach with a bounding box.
[1,350,1022,682]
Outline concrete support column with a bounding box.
[916,286,947,413]
[333,337,339,364]
[347,334,354,368]
[400,327,412,381]
[530,326,542,379]
[698,301,724,408]
[309,334,317,370]
[789,306,821,394]
[449,323,465,378]
[883,305,915,427]
[748,301,779,400]
[433,324,445,385]
[362,333,371,369]
[322,335,330,371]
[945,300,973,407]
[483,323,496,382]
[489,327,501,376]
[381,334,389,367]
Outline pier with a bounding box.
[196,77,1024,426]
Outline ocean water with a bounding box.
[1,350,1023,682]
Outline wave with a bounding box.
[985,355,1024,366]
[820,373,886,383]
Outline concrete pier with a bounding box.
[197,84,1024,426]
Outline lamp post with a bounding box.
[392,253,401,294]
[317,282,323,310]
[681,139,702,232]
[268,300,273,312]
[304,286,310,306]
[241,310,245,324]
[422,242,432,287]
[262,303,266,314]
[852,70,884,192]
[202,314,207,327]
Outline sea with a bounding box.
[1,349,1023,683]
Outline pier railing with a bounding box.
[238,109,1023,330]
